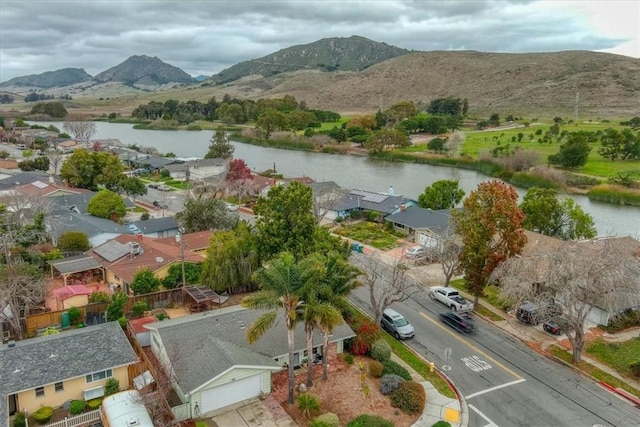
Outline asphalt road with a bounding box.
[349,254,640,427]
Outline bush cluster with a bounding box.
[310,412,340,427]
[86,398,103,410]
[370,339,392,362]
[381,360,412,381]
[380,374,406,395]
[390,380,426,415]
[32,406,54,424]
[69,400,86,415]
[131,300,149,317]
[368,360,384,378]
[104,378,120,396]
[347,316,382,355]
[344,353,354,364]
[630,360,640,377]
[345,414,394,427]
[604,309,640,333]
[13,412,25,427]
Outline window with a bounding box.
[35,387,44,398]
[85,369,113,383]
[54,382,64,392]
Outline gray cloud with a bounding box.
[0,0,635,82]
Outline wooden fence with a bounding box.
[22,288,186,336]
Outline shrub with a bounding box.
[604,309,640,333]
[630,360,640,377]
[32,406,54,424]
[89,291,111,303]
[380,374,406,395]
[344,353,354,364]
[69,400,86,415]
[297,393,320,418]
[86,398,103,410]
[140,212,150,220]
[309,412,340,427]
[369,360,384,378]
[67,306,82,325]
[432,422,452,427]
[390,380,426,415]
[345,414,394,427]
[195,422,208,427]
[118,317,127,329]
[131,300,149,317]
[13,412,26,427]
[370,339,392,362]
[348,316,382,355]
[104,378,120,396]
[382,360,412,380]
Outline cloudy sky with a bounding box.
[1,0,638,82]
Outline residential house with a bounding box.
[134,154,182,175]
[385,206,459,248]
[156,230,213,258]
[0,322,138,425]
[146,306,355,418]
[165,158,227,182]
[15,180,91,199]
[131,217,179,239]
[0,172,60,197]
[496,231,640,326]
[48,210,130,248]
[326,188,418,221]
[88,234,203,292]
[248,174,276,198]
[57,139,84,153]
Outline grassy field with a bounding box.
[549,345,640,398]
[401,121,640,180]
[586,337,640,377]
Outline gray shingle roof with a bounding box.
[385,207,454,233]
[334,189,415,215]
[132,217,178,234]
[49,210,130,240]
[0,322,138,422]
[148,307,355,395]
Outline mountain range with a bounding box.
[1,36,638,117]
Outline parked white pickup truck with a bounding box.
[428,286,474,312]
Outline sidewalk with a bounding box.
[390,355,466,427]
[465,291,640,395]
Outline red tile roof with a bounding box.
[53,284,92,300]
[129,316,158,334]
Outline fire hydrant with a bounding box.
[429,362,435,372]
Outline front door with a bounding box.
[8,394,16,415]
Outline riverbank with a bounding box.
[233,133,640,207]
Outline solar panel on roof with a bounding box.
[32,181,48,189]
[94,240,130,262]
[350,189,388,203]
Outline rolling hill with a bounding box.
[93,55,195,86]
[0,68,92,88]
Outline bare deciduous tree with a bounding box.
[446,130,465,157]
[493,238,640,363]
[63,120,96,141]
[0,262,47,339]
[351,252,416,325]
[313,188,348,222]
[438,232,463,287]
[46,151,65,175]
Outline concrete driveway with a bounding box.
[205,397,297,427]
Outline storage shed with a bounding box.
[53,285,92,310]
[100,390,154,427]
[129,316,158,347]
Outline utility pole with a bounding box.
[179,228,186,288]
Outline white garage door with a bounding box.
[201,374,262,414]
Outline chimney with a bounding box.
[400,204,406,211]
[388,186,394,196]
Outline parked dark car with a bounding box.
[439,311,475,333]
[147,183,159,189]
[152,200,168,209]
[543,320,562,335]
[516,301,539,325]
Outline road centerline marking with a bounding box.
[419,311,523,379]
[465,378,527,399]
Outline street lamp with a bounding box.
[178,227,186,288]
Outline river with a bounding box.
[43,122,640,238]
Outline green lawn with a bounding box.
[315,116,351,131]
[332,221,404,250]
[586,337,640,377]
[549,345,640,398]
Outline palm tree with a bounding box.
[316,252,363,380]
[242,252,323,405]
